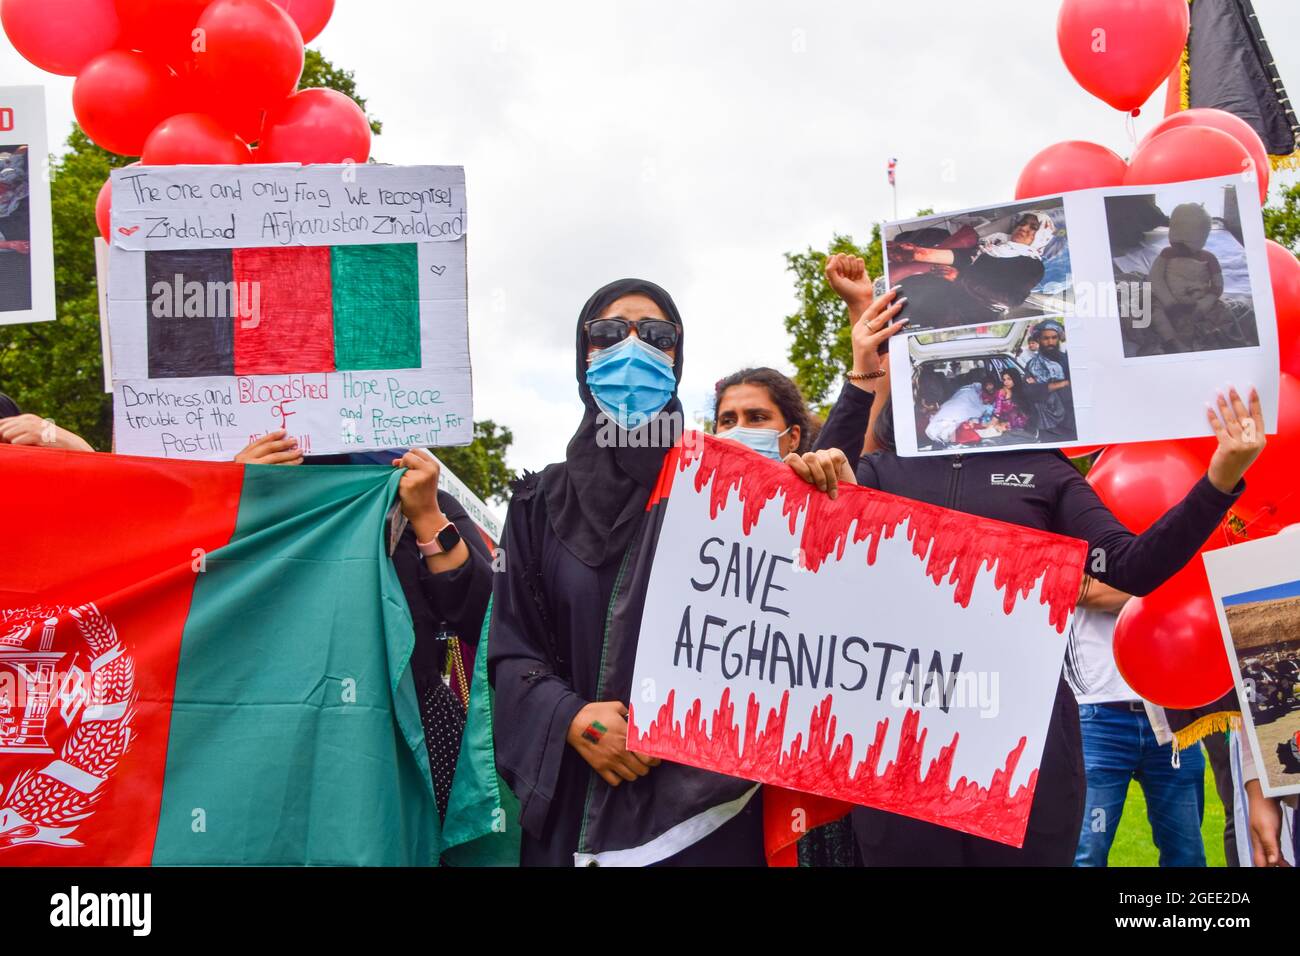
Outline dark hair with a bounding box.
[713,367,813,454]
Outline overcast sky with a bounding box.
[5,0,1299,477]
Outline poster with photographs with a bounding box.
[1204,535,1300,798]
[0,86,55,326]
[885,174,1280,457]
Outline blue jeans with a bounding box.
[1074,703,1206,867]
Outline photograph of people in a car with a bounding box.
[905,317,1078,452]
[883,198,1072,331]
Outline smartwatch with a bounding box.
[417,521,462,557]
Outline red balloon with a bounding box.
[1113,561,1234,709]
[1057,0,1188,114]
[1140,108,1271,204]
[269,0,332,43]
[141,113,251,165]
[95,175,112,242]
[1,0,120,76]
[1266,240,1300,377]
[114,0,211,64]
[1233,372,1300,536]
[1016,141,1128,200]
[172,56,271,143]
[1125,125,1253,188]
[194,0,304,112]
[259,88,371,164]
[1088,440,1205,534]
[73,50,176,157]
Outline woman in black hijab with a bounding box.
[488,278,734,866]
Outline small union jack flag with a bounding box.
[887,157,897,186]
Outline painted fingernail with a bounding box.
[898,297,909,306]
[891,284,903,293]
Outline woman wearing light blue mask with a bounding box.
[713,367,811,462]
[492,278,774,867]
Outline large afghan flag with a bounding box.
[0,446,487,865]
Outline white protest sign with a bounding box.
[105,164,472,459]
[885,174,1280,457]
[0,86,55,326]
[627,435,1086,847]
[1204,534,1300,798]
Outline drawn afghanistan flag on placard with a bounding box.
[0,446,495,865]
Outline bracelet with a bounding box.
[846,369,887,381]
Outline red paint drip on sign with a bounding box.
[677,433,1084,631]
[631,688,1038,848]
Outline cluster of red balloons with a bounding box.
[1039,0,1300,711]
[1084,373,1300,709]
[1,0,373,238]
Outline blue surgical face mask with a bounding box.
[585,333,677,430]
[716,424,792,461]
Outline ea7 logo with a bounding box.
[991,473,1035,488]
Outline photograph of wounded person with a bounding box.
[1106,183,1260,359]
[883,198,1072,331]
[906,317,1078,452]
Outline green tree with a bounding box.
[783,230,880,409]
[1264,181,1300,252]
[437,420,518,504]
[0,126,127,448]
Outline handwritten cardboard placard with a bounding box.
[109,164,466,250]
[105,164,472,459]
[626,434,1086,847]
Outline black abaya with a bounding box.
[488,472,764,865]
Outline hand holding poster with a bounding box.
[625,434,1086,848]
[884,174,1280,457]
[105,163,471,460]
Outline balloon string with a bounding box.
[1124,111,1138,148]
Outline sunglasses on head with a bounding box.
[586,316,679,353]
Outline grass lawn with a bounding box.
[1106,759,1228,867]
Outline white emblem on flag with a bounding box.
[0,604,136,849]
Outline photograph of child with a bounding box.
[883,198,1072,331]
[0,144,33,314]
[906,317,1077,452]
[1106,183,1260,358]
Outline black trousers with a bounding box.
[853,676,1086,866]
